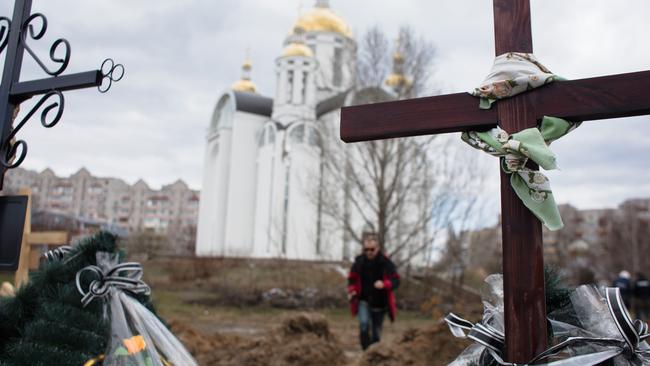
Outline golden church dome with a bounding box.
[242,58,252,70]
[393,51,404,63]
[231,58,257,93]
[282,42,314,58]
[385,73,412,89]
[231,79,257,93]
[385,36,411,91]
[292,2,352,38]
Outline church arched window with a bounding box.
[289,124,305,144]
[288,124,321,148]
[211,94,234,131]
[301,71,308,101]
[287,70,294,102]
[306,125,322,148]
[333,47,343,87]
[267,126,276,144]
[259,124,277,147]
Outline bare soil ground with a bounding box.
[144,257,482,366]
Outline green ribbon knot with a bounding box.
[464,52,580,231]
[462,117,579,231]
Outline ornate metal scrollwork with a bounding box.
[0,1,124,180]
[0,17,10,55]
[1,90,64,169]
[98,58,124,93]
[21,13,71,76]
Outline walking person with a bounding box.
[347,233,400,350]
[634,273,650,320]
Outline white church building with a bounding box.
[196,1,413,261]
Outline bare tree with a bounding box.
[315,26,487,267]
[167,219,197,256]
[355,26,437,98]
[124,229,170,260]
[595,201,650,281]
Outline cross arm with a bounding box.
[9,70,103,102]
[340,92,497,142]
[341,70,650,142]
[530,70,650,122]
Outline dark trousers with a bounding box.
[358,300,386,350]
[635,300,650,320]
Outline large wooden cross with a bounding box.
[340,0,650,362]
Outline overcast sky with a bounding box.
[1,0,649,211]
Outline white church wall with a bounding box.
[313,112,347,261]
[269,130,292,256]
[195,138,218,256]
[252,123,278,258]
[206,128,231,256]
[196,93,235,256]
[223,111,267,256]
[253,128,292,258]
[284,127,321,260]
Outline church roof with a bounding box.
[316,87,395,118]
[316,90,349,118]
[233,91,273,117]
[282,42,314,58]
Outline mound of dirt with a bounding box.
[171,313,348,366]
[358,323,468,366]
[168,319,249,357]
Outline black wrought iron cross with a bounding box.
[0,0,122,270]
[0,0,123,189]
[340,0,650,363]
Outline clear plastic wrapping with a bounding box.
[81,253,198,366]
[446,275,650,366]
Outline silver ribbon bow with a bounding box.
[445,287,650,366]
[42,245,72,262]
[75,262,150,307]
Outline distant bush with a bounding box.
[165,258,215,281]
[152,257,479,312]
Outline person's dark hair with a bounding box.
[361,232,379,243]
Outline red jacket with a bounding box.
[347,253,400,321]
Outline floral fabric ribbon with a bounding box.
[463,52,578,231]
[471,52,560,109]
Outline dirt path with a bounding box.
[144,259,480,365]
[158,295,466,366]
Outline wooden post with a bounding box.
[13,188,69,288]
[13,187,31,287]
[493,0,547,361]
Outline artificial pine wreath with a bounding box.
[0,232,164,366]
[544,265,572,315]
